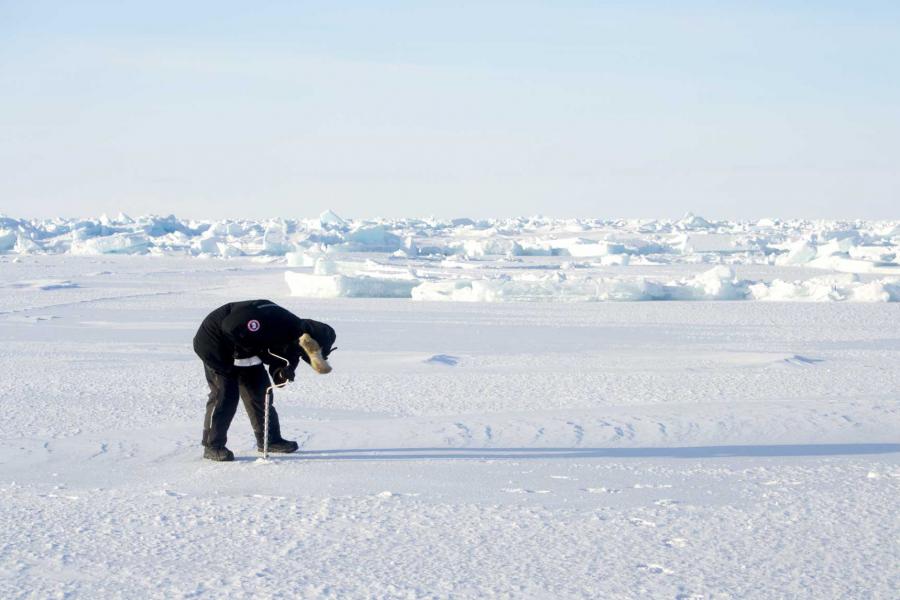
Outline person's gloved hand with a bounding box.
[270,365,295,385]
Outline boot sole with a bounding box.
[203,454,235,462]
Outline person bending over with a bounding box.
[193,299,336,462]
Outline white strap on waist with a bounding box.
[233,356,262,367]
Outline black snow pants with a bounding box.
[202,364,282,448]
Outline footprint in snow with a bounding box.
[782,354,824,367]
[425,354,459,366]
[583,487,621,494]
[664,538,688,548]
[41,493,80,501]
[636,563,673,575]
[374,491,419,498]
[7,314,58,323]
[9,279,80,290]
[629,518,657,528]
[654,498,681,507]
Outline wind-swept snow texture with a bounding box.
[1,231,899,598]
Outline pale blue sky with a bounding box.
[1,1,898,220]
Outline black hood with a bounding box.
[303,320,336,361]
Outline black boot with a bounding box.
[204,446,235,461]
[258,439,299,454]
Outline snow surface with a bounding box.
[1,236,899,598]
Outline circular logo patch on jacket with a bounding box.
[247,319,261,332]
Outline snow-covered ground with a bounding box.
[1,239,899,597]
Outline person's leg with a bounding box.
[238,365,282,447]
[238,365,297,452]
[202,364,240,451]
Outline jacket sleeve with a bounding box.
[260,339,303,370]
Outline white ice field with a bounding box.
[1,213,899,599]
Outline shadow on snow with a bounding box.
[250,443,900,462]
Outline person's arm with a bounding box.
[221,302,305,382]
[261,340,303,384]
[261,338,302,368]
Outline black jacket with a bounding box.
[193,299,335,375]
